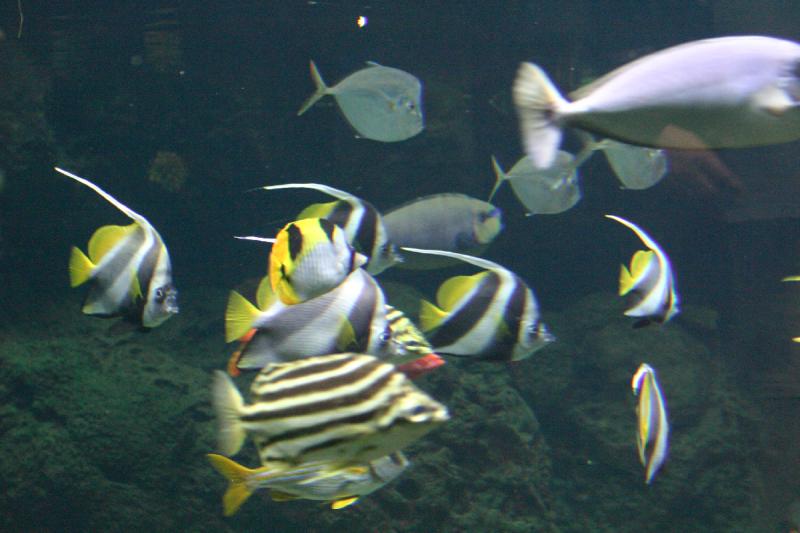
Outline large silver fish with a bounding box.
[207,451,409,515]
[632,363,669,484]
[212,353,449,467]
[298,60,424,142]
[383,194,502,270]
[513,36,800,169]
[405,247,554,361]
[56,167,178,328]
[606,215,679,327]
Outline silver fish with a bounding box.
[595,139,669,190]
[514,36,800,169]
[632,363,669,484]
[489,152,582,215]
[298,60,424,142]
[383,194,502,270]
[606,215,679,327]
[56,167,178,328]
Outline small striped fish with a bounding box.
[212,353,448,467]
[262,182,400,275]
[225,271,433,374]
[56,167,178,328]
[269,217,366,305]
[632,363,669,484]
[405,247,554,361]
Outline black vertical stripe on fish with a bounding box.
[243,368,397,423]
[428,271,502,349]
[352,203,379,257]
[252,359,389,404]
[344,277,380,350]
[327,200,355,234]
[484,279,527,362]
[288,223,304,261]
[83,226,149,313]
[319,218,337,242]
[136,236,163,294]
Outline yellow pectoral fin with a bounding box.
[782,275,800,282]
[331,496,359,510]
[69,246,95,287]
[437,272,488,311]
[419,299,449,332]
[225,291,261,343]
[206,454,259,517]
[129,270,143,301]
[87,223,137,263]
[298,201,337,220]
[336,319,358,351]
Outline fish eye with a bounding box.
[379,329,392,343]
[155,287,165,301]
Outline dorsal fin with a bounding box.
[87,223,138,263]
[419,299,449,331]
[437,272,488,311]
[298,201,338,220]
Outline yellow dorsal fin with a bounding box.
[298,201,337,220]
[270,490,300,502]
[255,275,276,311]
[419,299,449,332]
[618,264,634,296]
[620,250,654,295]
[206,453,262,516]
[335,319,358,351]
[331,496,359,510]
[225,291,261,343]
[87,223,137,263]
[69,246,95,287]
[437,272,488,311]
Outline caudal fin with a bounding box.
[488,156,507,202]
[207,454,258,516]
[211,371,246,456]
[512,62,568,169]
[297,60,329,116]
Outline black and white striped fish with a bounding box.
[262,183,400,275]
[405,247,554,361]
[56,167,178,328]
[225,271,432,374]
[606,214,679,327]
[212,353,449,467]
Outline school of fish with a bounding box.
[52,34,800,514]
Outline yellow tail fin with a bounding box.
[69,246,95,287]
[206,454,256,516]
[225,291,261,343]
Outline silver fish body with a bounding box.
[490,152,582,215]
[299,61,423,142]
[57,167,178,328]
[383,194,502,269]
[514,36,800,169]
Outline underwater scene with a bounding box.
[3,1,800,531]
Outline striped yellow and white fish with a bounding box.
[383,194,503,270]
[224,271,433,374]
[212,353,449,467]
[270,217,366,305]
[631,363,669,484]
[405,247,554,361]
[606,214,679,327]
[206,451,409,515]
[262,182,400,275]
[781,275,800,342]
[56,167,178,328]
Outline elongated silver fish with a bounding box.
[212,353,449,467]
[298,60,423,142]
[269,217,366,305]
[56,167,178,328]
[606,215,679,327]
[207,451,409,515]
[514,35,800,169]
[632,363,669,484]
[383,194,502,269]
[405,247,554,361]
[225,271,432,373]
[262,182,400,274]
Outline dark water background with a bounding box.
[2,1,800,532]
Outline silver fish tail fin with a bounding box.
[488,156,506,202]
[297,60,329,116]
[512,62,568,169]
[211,371,247,456]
